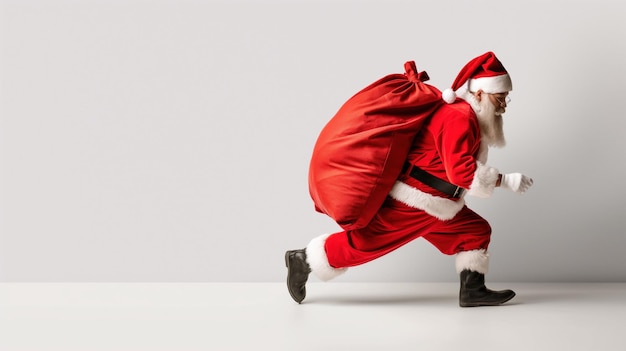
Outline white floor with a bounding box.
[1,282,624,351]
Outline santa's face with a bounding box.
[474,92,507,148]
[488,93,509,116]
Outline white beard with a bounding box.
[462,92,506,148]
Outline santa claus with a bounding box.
[285,52,533,307]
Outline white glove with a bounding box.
[501,173,534,194]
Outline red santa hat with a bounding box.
[442,51,512,104]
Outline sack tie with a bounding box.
[404,61,430,82]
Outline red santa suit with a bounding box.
[305,99,500,281]
[305,52,515,282]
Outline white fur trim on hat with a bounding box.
[467,162,500,198]
[306,233,347,281]
[456,249,490,274]
[388,181,465,220]
[468,74,512,94]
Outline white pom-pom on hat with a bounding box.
[442,88,456,104]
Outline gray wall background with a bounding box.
[1,0,625,283]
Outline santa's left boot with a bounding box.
[285,234,348,304]
[456,249,515,307]
[285,249,311,304]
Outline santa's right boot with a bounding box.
[459,269,516,307]
[456,249,515,307]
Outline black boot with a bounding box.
[459,270,515,307]
[285,249,311,304]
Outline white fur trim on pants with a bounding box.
[306,233,348,281]
[455,249,490,274]
[467,162,499,198]
[388,181,465,220]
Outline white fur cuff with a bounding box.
[456,249,490,274]
[467,162,499,198]
[306,233,347,281]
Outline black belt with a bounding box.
[403,163,465,198]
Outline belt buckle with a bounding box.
[453,186,463,198]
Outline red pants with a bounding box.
[324,198,491,268]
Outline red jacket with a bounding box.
[389,100,499,220]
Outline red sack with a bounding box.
[308,61,443,230]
